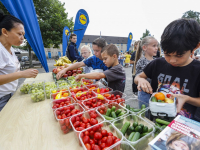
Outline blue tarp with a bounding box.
[1,0,49,72]
[127,32,133,52]
[62,26,70,56]
[74,9,89,49]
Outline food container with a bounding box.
[74,91,96,102]
[68,83,84,90]
[54,103,85,133]
[50,90,71,100]
[19,81,34,94]
[81,78,96,85]
[113,141,135,150]
[50,96,76,112]
[57,80,69,88]
[119,98,149,115]
[30,87,46,102]
[103,90,126,104]
[112,114,155,150]
[82,97,109,110]
[69,87,88,96]
[44,81,57,99]
[85,83,100,90]
[92,87,113,94]
[29,80,45,94]
[70,109,105,143]
[97,103,129,122]
[149,92,176,117]
[79,121,123,150]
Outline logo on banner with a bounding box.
[65,29,69,35]
[129,34,132,40]
[79,14,87,25]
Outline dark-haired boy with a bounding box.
[134,18,200,121]
[75,44,126,92]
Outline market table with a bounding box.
[0,73,82,150]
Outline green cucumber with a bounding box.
[126,126,135,136]
[151,96,157,102]
[155,122,162,128]
[126,104,130,110]
[141,104,146,109]
[106,108,111,116]
[156,119,170,125]
[103,115,114,120]
[132,108,141,112]
[132,122,138,128]
[140,132,149,138]
[118,111,125,117]
[111,106,116,112]
[121,122,130,135]
[135,126,142,133]
[148,128,153,133]
[131,132,140,141]
[161,125,167,130]
[111,111,117,118]
[114,123,123,129]
[115,109,122,115]
[128,132,135,141]
[142,126,148,133]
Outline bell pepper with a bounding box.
[52,90,57,93]
[100,88,105,93]
[55,91,62,99]
[97,94,104,100]
[97,88,100,94]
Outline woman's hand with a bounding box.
[21,69,38,78]
[172,94,189,113]
[56,69,66,80]
[75,75,82,82]
[137,78,153,94]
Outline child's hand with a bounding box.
[75,75,82,82]
[137,78,153,94]
[172,94,189,113]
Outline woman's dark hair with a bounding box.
[92,38,107,48]
[0,10,24,35]
[70,33,77,39]
[161,18,200,55]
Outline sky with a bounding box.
[59,0,200,42]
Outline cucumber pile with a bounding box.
[125,104,146,113]
[154,118,170,136]
[117,121,153,142]
[103,106,125,121]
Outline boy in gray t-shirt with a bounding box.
[75,44,126,92]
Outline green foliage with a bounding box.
[182,10,200,23]
[0,0,74,48]
[140,29,150,40]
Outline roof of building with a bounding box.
[81,35,128,44]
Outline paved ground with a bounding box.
[18,60,134,98]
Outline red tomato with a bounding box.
[101,129,107,137]
[92,125,100,132]
[89,130,94,138]
[64,118,70,126]
[83,135,90,144]
[98,140,102,146]
[85,143,91,150]
[99,110,104,114]
[77,127,85,131]
[84,131,90,136]
[106,136,113,146]
[61,125,66,131]
[116,95,120,98]
[111,94,114,98]
[82,117,89,123]
[94,132,102,140]
[73,121,80,128]
[107,132,113,136]
[100,143,106,149]
[90,113,97,119]
[102,147,109,150]
[101,137,108,143]
[59,120,65,126]
[71,117,76,124]
[112,136,117,141]
[114,138,121,143]
[90,118,98,125]
[89,139,95,145]
[166,94,171,98]
[92,145,101,150]
[80,123,86,128]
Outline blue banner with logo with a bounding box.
[73,9,89,49]
[62,26,70,56]
[127,32,133,51]
[1,0,49,72]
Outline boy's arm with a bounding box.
[56,62,85,79]
[75,72,106,82]
[173,93,200,113]
[134,72,153,94]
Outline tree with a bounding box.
[182,10,200,23]
[140,29,150,40]
[0,0,74,48]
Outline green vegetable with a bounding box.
[139,124,144,129]
[132,108,141,112]
[151,96,157,102]
[140,132,149,138]
[142,126,148,133]
[161,125,167,130]
[128,132,135,141]
[121,122,130,135]
[103,115,114,120]
[106,108,111,116]
[126,104,130,110]
[155,122,162,128]
[132,122,138,128]
[115,109,122,115]
[148,128,153,133]
[114,123,123,129]
[141,104,146,109]
[118,111,125,117]
[111,111,117,118]
[135,126,142,133]
[131,132,140,141]
[111,106,116,112]
[126,126,135,136]
[156,119,170,125]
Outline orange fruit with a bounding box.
[62,93,69,97]
[154,92,165,101]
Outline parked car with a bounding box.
[21,56,29,62]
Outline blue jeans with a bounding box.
[120,59,124,66]
[0,93,13,111]
[138,90,150,108]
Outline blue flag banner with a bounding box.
[73,9,89,49]
[1,0,49,72]
[62,26,70,56]
[127,32,133,52]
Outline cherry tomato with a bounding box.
[83,135,90,144]
[166,94,171,98]
[101,129,107,137]
[94,132,102,140]
[61,125,66,131]
[64,118,70,126]
[73,121,80,128]
[93,145,101,150]
[106,136,113,146]
[90,118,98,125]
[99,110,104,114]
[100,143,106,149]
[112,136,117,141]
[90,113,97,119]
[89,139,95,145]
[114,138,121,143]
[85,143,91,150]
[59,120,65,126]
[107,132,113,136]
[101,137,107,143]
[84,131,90,136]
